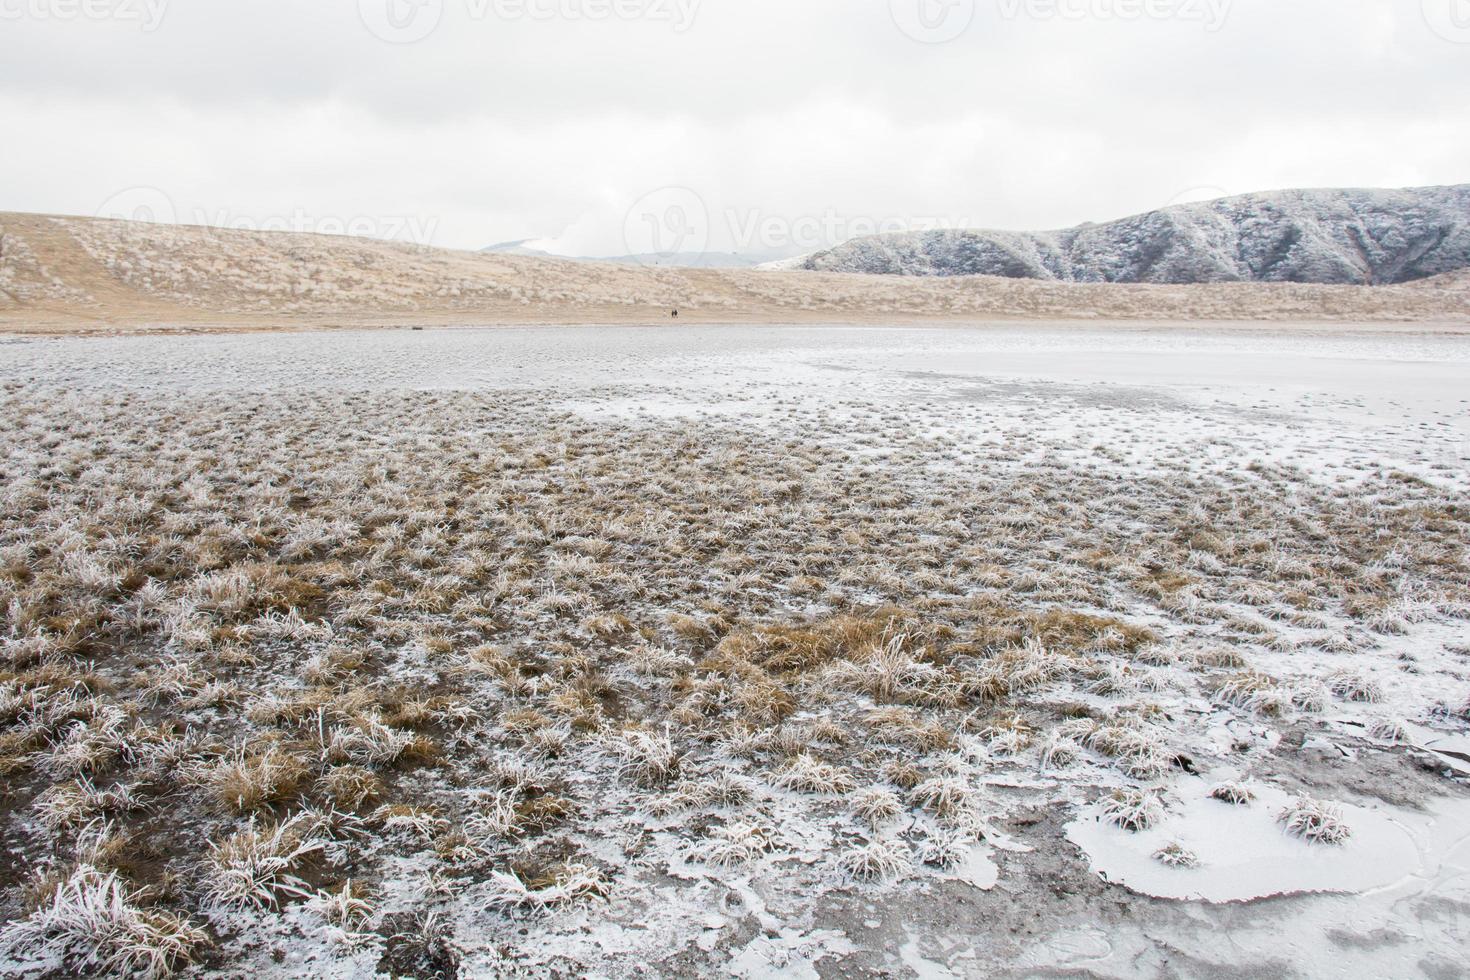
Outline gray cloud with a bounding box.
[2,0,1466,254]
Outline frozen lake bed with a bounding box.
[6,322,1466,482]
[1,323,1468,978]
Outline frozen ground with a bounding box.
[0,323,1467,979]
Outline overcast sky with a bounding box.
[2,0,1467,256]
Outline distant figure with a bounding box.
[671,309,679,318]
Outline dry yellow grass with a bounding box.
[1,211,1467,334]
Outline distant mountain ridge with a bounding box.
[481,240,797,269]
[793,185,1470,285]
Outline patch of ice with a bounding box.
[1404,721,1470,776]
[898,935,962,979]
[1065,779,1449,903]
[1017,926,1115,971]
[726,927,855,979]
[943,843,999,891]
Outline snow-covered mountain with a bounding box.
[794,185,1470,285]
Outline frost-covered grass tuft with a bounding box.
[1133,644,1178,667]
[840,837,911,881]
[917,830,970,869]
[1040,735,1079,770]
[700,771,756,807]
[1431,694,1470,723]
[1290,683,1330,713]
[322,715,416,767]
[32,778,140,832]
[1328,671,1383,704]
[208,744,310,814]
[1209,781,1255,806]
[465,790,521,843]
[610,726,682,788]
[486,863,609,911]
[826,632,949,704]
[1084,665,1136,698]
[318,765,384,809]
[373,804,448,841]
[1117,746,1173,781]
[1213,673,1289,716]
[980,719,1034,756]
[1079,722,1174,780]
[1098,788,1163,832]
[701,822,773,867]
[1367,717,1408,743]
[627,646,686,678]
[908,775,974,818]
[309,879,375,930]
[380,911,460,979]
[1278,796,1352,845]
[0,864,206,978]
[1193,647,1249,670]
[1152,841,1199,869]
[774,754,855,795]
[852,787,904,827]
[204,815,325,910]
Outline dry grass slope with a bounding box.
[1,211,1467,333]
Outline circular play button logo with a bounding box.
[890,0,976,44]
[359,0,444,44]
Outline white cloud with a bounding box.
[1,0,1465,253]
